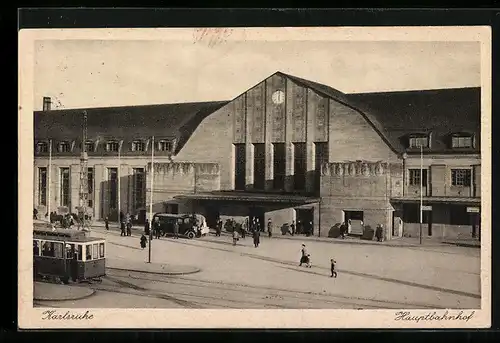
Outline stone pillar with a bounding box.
[94,164,103,220]
[305,91,315,193]
[48,164,58,214]
[245,92,254,190]
[264,80,273,191]
[70,164,80,213]
[33,164,40,208]
[285,79,294,192]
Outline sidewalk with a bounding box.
[106,258,201,275]
[34,281,96,301]
[90,221,480,249]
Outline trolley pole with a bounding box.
[148,136,155,264]
[419,145,423,245]
[117,145,121,224]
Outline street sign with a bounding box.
[421,205,432,211]
[467,207,480,213]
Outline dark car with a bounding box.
[152,213,208,239]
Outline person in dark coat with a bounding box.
[375,224,384,242]
[33,208,38,220]
[140,234,147,249]
[105,217,109,231]
[119,211,125,224]
[144,219,150,236]
[253,229,260,248]
[340,222,346,239]
[216,218,222,237]
[173,219,179,239]
[290,220,295,236]
[299,244,308,266]
[241,219,247,239]
[120,221,126,236]
[330,259,337,278]
[267,219,273,238]
[154,218,161,239]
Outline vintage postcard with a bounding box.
[18,26,491,329]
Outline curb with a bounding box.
[34,287,96,302]
[107,266,201,276]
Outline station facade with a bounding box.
[33,71,481,240]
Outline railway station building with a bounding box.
[33,71,481,240]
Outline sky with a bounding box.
[33,37,481,111]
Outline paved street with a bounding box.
[35,227,481,309]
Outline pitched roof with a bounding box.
[34,101,229,154]
[279,72,480,154]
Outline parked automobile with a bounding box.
[152,213,210,239]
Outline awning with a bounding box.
[174,191,320,204]
[391,196,481,205]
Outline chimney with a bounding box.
[43,97,52,111]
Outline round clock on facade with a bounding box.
[272,90,285,104]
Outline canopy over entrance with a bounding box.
[391,196,480,205]
[174,191,320,205]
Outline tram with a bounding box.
[33,225,106,284]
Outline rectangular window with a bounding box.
[41,241,55,257]
[314,142,328,190]
[451,169,472,186]
[33,240,40,256]
[87,168,94,207]
[60,167,70,207]
[452,136,473,148]
[273,143,286,190]
[132,141,145,152]
[409,169,428,186]
[36,142,48,153]
[65,243,75,259]
[38,167,47,206]
[158,140,172,152]
[92,243,98,259]
[86,245,92,261]
[99,242,105,258]
[293,143,307,191]
[409,136,428,148]
[108,168,118,210]
[234,144,246,190]
[253,144,265,190]
[106,141,119,152]
[402,204,430,224]
[77,245,83,261]
[84,141,94,152]
[133,168,145,210]
[58,142,71,153]
[54,242,63,258]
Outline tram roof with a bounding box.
[33,226,104,243]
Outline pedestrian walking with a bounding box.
[126,221,132,236]
[154,217,161,239]
[144,219,150,236]
[119,211,125,224]
[232,229,239,246]
[290,220,295,236]
[306,254,312,268]
[253,228,260,248]
[299,244,308,266]
[173,219,179,239]
[140,234,147,249]
[340,222,346,239]
[375,224,383,242]
[216,218,222,237]
[105,217,109,231]
[267,218,273,238]
[330,259,337,278]
[120,221,126,237]
[241,219,247,239]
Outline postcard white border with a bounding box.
[18,26,492,329]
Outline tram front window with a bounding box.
[65,244,75,259]
[77,245,83,261]
[41,241,54,257]
[33,240,39,256]
[99,242,105,258]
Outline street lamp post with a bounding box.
[47,139,52,223]
[117,143,121,224]
[419,144,423,245]
[148,136,155,264]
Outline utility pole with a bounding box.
[47,139,52,223]
[79,110,91,232]
[148,136,155,263]
[419,144,423,245]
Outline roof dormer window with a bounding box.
[408,134,429,149]
[36,142,48,153]
[58,141,71,153]
[84,141,95,152]
[106,141,120,152]
[157,140,172,152]
[451,133,474,149]
[131,140,145,152]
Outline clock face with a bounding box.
[272,90,285,104]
